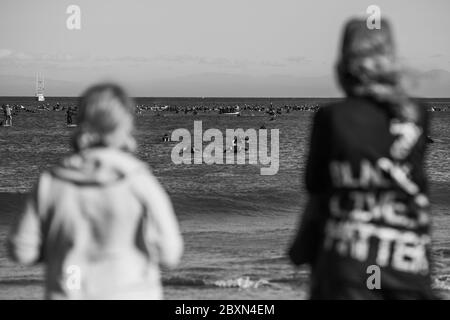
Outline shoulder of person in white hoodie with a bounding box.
[7,148,183,269]
[131,167,184,268]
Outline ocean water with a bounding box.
[0,97,449,300]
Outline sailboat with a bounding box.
[35,73,45,102]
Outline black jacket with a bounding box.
[290,97,433,297]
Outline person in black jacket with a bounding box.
[289,18,434,299]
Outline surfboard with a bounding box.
[67,124,78,128]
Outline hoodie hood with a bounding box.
[51,148,147,185]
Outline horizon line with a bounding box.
[1,95,450,100]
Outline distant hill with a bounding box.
[0,69,449,97]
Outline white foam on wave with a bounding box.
[213,277,270,289]
[432,277,450,291]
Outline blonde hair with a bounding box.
[72,83,137,152]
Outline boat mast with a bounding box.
[35,73,45,101]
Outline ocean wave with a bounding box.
[214,277,270,289]
[248,257,288,265]
[163,276,208,287]
[163,276,275,289]
[163,272,450,293]
[432,276,450,291]
[0,277,43,286]
[162,273,311,289]
[171,192,302,217]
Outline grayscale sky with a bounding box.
[0,0,449,96]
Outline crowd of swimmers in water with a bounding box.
[1,101,324,127]
[1,100,447,135]
[135,102,322,116]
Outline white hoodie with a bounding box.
[8,148,183,299]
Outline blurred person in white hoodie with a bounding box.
[8,83,183,299]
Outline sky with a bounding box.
[0,0,449,97]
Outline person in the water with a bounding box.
[8,83,183,299]
[66,106,74,125]
[1,104,5,125]
[289,18,434,300]
[4,104,12,126]
[223,137,239,153]
[232,137,238,151]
